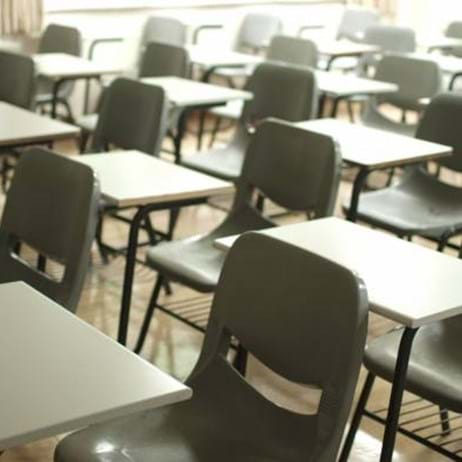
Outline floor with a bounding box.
[2,107,459,461]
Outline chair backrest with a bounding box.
[446,21,462,58]
[337,7,380,41]
[140,16,187,48]
[139,42,190,78]
[267,35,318,68]
[189,232,368,461]
[235,119,341,218]
[417,93,462,172]
[39,24,82,56]
[0,149,100,312]
[0,51,35,108]
[374,54,442,111]
[364,25,416,53]
[233,13,282,53]
[92,78,168,156]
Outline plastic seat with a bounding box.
[350,93,462,246]
[77,43,187,151]
[0,51,35,109]
[183,62,318,181]
[140,16,187,49]
[361,54,442,137]
[0,149,100,312]
[55,229,367,462]
[35,24,82,120]
[91,77,168,156]
[135,119,341,352]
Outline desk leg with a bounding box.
[347,167,369,222]
[380,327,418,462]
[51,79,64,119]
[174,110,189,164]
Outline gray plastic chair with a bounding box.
[0,51,35,109]
[361,54,442,137]
[446,21,462,58]
[337,7,380,42]
[349,93,462,249]
[140,16,187,49]
[77,42,186,151]
[35,24,82,120]
[0,148,100,312]
[183,62,318,181]
[134,118,341,353]
[91,77,168,156]
[55,231,368,462]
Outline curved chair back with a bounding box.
[233,13,282,53]
[39,24,82,56]
[417,93,462,173]
[235,119,341,218]
[267,35,318,68]
[364,25,416,53]
[374,54,442,112]
[0,149,100,312]
[92,78,168,156]
[140,16,187,48]
[191,232,368,461]
[337,7,380,41]
[0,51,35,109]
[446,21,462,58]
[139,42,190,78]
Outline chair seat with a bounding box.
[365,317,462,413]
[181,144,244,181]
[209,99,244,120]
[351,170,462,237]
[76,113,99,134]
[55,357,316,462]
[361,106,417,137]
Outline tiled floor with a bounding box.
[2,112,458,461]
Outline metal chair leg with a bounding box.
[209,116,223,148]
[233,343,248,375]
[338,373,376,462]
[134,275,164,354]
[439,407,451,436]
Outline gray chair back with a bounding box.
[139,42,189,78]
[0,149,100,312]
[374,54,442,112]
[233,13,282,53]
[38,23,82,55]
[267,35,318,68]
[190,231,368,461]
[140,16,187,48]
[92,78,168,156]
[446,21,462,58]
[0,51,35,109]
[417,93,462,173]
[364,25,416,53]
[337,7,380,41]
[235,119,341,218]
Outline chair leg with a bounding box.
[168,208,180,241]
[256,194,265,212]
[61,99,75,123]
[439,407,451,436]
[338,373,376,462]
[347,100,355,123]
[79,131,90,153]
[208,116,223,149]
[233,343,248,375]
[134,275,164,354]
[95,214,109,264]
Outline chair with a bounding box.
[35,24,82,120]
[77,43,187,151]
[140,16,187,49]
[91,77,168,156]
[0,51,35,109]
[55,230,368,462]
[184,62,318,181]
[134,118,341,353]
[336,7,380,42]
[361,54,442,137]
[347,93,462,249]
[445,21,462,58]
[0,149,99,312]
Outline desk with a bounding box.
[215,216,462,462]
[316,71,397,117]
[0,281,191,451]
[296,119,452,221]
[75,151,233,346]
[317,40,380,70]
[0,102,79,149]
[34,53,122,118]
[419,35,462,52]
[141,76,252,159]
